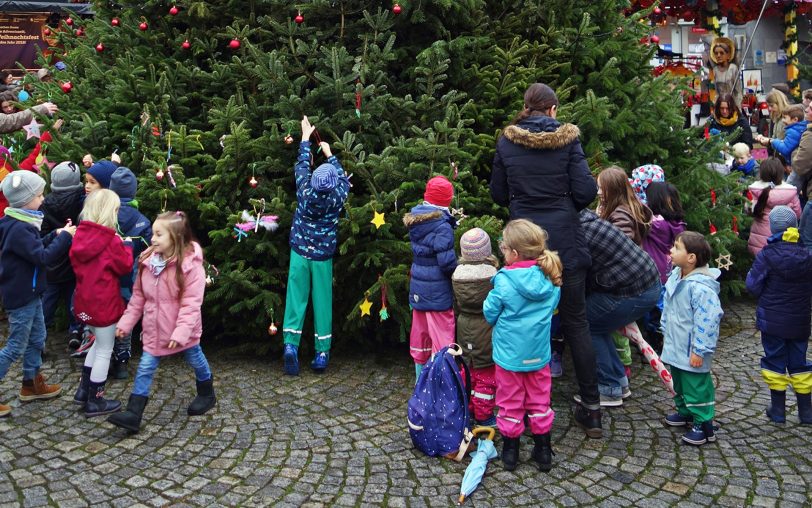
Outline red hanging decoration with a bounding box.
[709,222,717,235]
[151,124,161,137]
[295,11,304,24]
[703,124,710,140]
[355,78,362,118]
[746,190,754,201]
[732,216,739,235]
[393,3,402,15]
[710,189,716,207]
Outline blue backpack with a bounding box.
[407,344,474,461]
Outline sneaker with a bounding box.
[550,351,563,378]
[682,424,709,446]
[665,413,692,427]
[283,344,299,376]
[621,386,632,399]
[475,415,496,428]
[702,421,718,443]
[574,393,622,408]
[68,330,81,350]
[70,332,95,358]
[310,352,330,373]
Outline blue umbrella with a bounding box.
[458,427,497,505]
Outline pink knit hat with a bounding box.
[424,176,453,207]
[460,228,492,261]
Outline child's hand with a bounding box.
[689,352,703,367]
[53,119,64,132]
[82,154,93,168]
[167,340,178,349]
[61,225,77,237]
[115,327,127,338]
[301,115,316,141]
[320,142,332,158]
[111,151,121,164]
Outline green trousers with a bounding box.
[612,331,632,367]
[282,250,333,352]
[671,366,715,424]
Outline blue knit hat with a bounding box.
[87,160,117,189]
[311,163,338,192]
[109,166,137,200]
[769,205,797,235]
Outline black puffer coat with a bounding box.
[40,188,84,283]
[490,115,597,271]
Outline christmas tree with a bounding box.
[26,0,745,351]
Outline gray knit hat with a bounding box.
[50,161,83,193]
[2,170,46,208]
[460,228,492,261]
[769,205,798,235]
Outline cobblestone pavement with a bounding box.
[0,300,810,507]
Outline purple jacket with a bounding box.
[642,215,686,283]
[746,232,812,340]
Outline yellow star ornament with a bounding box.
[359,297,373,317]
[371,211,386,229]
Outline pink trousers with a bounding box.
[469,365,496,421]
[495,365,554,438]
[409,309,455,364]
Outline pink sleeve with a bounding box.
[168,263,206,346]
[791,194,802,218]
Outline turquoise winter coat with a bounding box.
[660,266,724,373]
[483,262,561,372]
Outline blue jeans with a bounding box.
[586,282,662,397]
[800,200,812,251]
[132,345,212,396]
[0,299,46,381]
[41,280,81,333]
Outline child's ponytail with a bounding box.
[753,158,784,219]
[536,250,563,287]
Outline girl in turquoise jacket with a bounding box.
[483,219,562,473]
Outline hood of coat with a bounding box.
[494,264,554,301]
[71,221,118,263]
[676,265,721,293]
[502,115,580,150]
[403,204,456,237]
[763,237,812,277]
[141,241,203,274]
[652,215,687,237]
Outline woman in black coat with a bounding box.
[490,83,603,438]
[706,93,754,148]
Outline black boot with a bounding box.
[531,433,554,472]
[84,381,121,418]
[108,394,148,433]
[798,393,812,425]
[573,403,603,439]
[73,366,91,406]
[501,436,520,471]
[187,378,216,416]
[766,390,786,423]
[109,359,129,380]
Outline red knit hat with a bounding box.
[424,176,453,207]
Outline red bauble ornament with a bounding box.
[169,6,179,16]
[393,3,402,14]
[95,42,104,52]
[284,134,294,144]
[295,12,304,24]
[111,18,120,27]
[155,170,164,181]
[249,176,258,188]
[75,28,84,37]
[139,22,148,31]
[181,39,191,50]
[653,7,662,15]
[268,323,278,336]
[229,39,241,49]
[709,223,717,235]
[650,35,660,44]
[44,28,51,36]
[61,81,73,93]
[65,18,74,26]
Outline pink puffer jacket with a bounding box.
[748,183,801,256]
[117,242,205,356]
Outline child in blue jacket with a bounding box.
[661,231,724,446]
[108,166,152,379]
[0,171,75,416]
[746,206,812,425]
[403,175,457,382]
[282,116,350,376]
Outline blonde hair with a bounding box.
[139,211,196,301]
[766,89,790,122]
[501,219,563,286]
[80,189,119,229]
[732,142,750,158]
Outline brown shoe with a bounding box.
[0,402,10,417]
[19,373,62,401]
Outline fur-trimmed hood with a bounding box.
[502,116,580,150]
[403,207,452,228]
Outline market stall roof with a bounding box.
[0,1,93,14]
[630,0,812,24]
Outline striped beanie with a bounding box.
[460,228,492,262]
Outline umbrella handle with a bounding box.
[471,426,495,441]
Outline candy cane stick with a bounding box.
[618,322,675,396]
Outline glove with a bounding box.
[709,128,721,136]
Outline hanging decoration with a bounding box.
[268,308,278,335]
[379,277,389,321]
[111,18,120,27]
[782,1,800,98]
[284,133,294,144]
[95,42,105,53]
[710,188,716,207]
[204,263,219,286]
[355,78,362,118]
[732,215,739,235]
[359,293,373,317]
[229,39,241,50]
[295,11,304,24]
[22,118,42,140]
[371,210,386,229]
[182,39,191,50]
[715,252,733,270]
[393,3,402,15]
[169,5,179,16]
[249,163,258,188]
[235,200,280,235]
[709,222,717,235]
[60,81,73,94]
[450,161,459,180]
[139,20,149,31]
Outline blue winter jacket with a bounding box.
[483,261,561,372]
[117,202,152,300]
[771,120,808,165]
[0,216,72,309]
[746,229,812,340]
[289,142,350,261]
[660,266,724,373]
[404,204,457,311]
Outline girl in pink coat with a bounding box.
[748,158,801,256]
[107,211,215,434]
